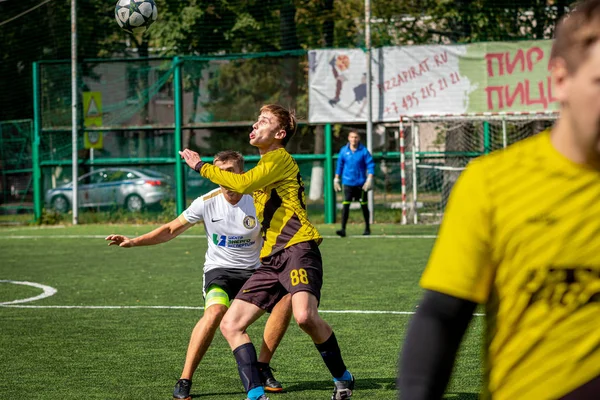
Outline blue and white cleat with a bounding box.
[331,374,354,400]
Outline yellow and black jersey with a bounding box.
[200,148,322,259]
[420,130,600,400]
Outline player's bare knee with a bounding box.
[219,314,241,339]
[203,304,228,327]
[293,308,318,331]
[219,316,233,338]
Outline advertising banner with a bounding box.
[308,40,558,122]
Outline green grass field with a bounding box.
[0,223,482,399]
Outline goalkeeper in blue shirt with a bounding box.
[334,131,375,237]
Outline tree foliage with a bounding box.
[0,1,128,121]
[0,0,574,126]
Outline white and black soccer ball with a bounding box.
[115,0,158,35]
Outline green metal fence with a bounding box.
[31,52,345,225]
[29,51,509,226]
[0,119,35,224]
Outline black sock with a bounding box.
[256,361,269,371]
[315,332,347,379]
[361,204,370,230]
[341,204,350,230]
[233,343,262,392]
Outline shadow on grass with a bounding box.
[191,391,243,398]
[190,377,398,398]
[284,376,396,392]
[189,378,477,399]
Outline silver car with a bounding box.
[45,167,173,213]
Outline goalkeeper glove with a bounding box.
[333,177,342,192]
[362,176,373,191]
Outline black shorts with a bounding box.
[203,268,254,301]
[558,374,600,400]
[343,185,367,203]
[235,240,323,312]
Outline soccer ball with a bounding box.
[115,0,158,35]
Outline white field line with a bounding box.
[0,280,483,316]
[0,225,68,232]
[0,304,484,317]
[0,234,437,239]
[0,280,57,305]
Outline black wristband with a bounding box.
[194,160,203,172]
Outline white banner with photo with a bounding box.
[308,47,471,123]
[308,41,557,122]
[308,49,369,123]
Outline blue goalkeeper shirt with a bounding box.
[335,143,375,186]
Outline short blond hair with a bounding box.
[214,150,244,171]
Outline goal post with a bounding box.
[399,112,559,224]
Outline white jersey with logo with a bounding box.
[179,188,262,273]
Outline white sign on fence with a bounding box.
[308,40,558,123]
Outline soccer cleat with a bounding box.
[362,229,370,236]
[331,374,355,400]
[258,364,283,393]
[336,229,346,238]
[244,396,269,400]
[173,378,192,400]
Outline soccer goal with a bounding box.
[399,113,559,224]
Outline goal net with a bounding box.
[401,113,558,224]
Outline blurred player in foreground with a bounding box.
[179,104,355,400]
[399,1,600,399]
[105,151,292,400]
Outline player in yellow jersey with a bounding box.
[179,104,354,400]
[105,151,292,400]
[398,1,600,399]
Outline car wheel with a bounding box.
[125,194,144,212]
[51,195,69,213]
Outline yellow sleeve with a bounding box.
[420,160,495,304]
[200,151,287,194]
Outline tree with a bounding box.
[0,0,576,127]
[0,1,130,122]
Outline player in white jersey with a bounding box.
[105,151,292,400]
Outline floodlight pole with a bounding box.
[71,0,78,224]
[365,0,374,224]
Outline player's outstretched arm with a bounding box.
[180,148,282,194]
[105,218,191,248]
[105,234,135,247]
[398,290,476,400]
[179,149,202,171]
